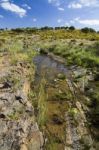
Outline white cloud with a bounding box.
[68,3,82,9]
[57,19,62,23]
[65,22,70,26]
[0,1,26,17]
[48,0,66,12]
[33,18,37,22]
[22,4,31,10]
[2,0,9,1]
[58,7,64,11]
[71,17,99,26]
[70,20,75,24]
[0,14,4,18]
[74,17,80,21]
[78,19,99,26]
[68,0,99,9]
[80,0,98,7]
[48,0,61,6]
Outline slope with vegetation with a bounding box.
[0,27,99,150]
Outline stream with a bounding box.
[33,54,71,84]
[33,54,93,150]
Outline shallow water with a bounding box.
[33,54,85,150]
[33,54,69,82]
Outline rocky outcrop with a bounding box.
[65,77,94,150]
[0,54,44,150]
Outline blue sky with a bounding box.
[0,0,99,30]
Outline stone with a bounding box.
[27,131,44,150]
[0,84,4,89]
[0,93,14,103]
[20,144,28,150]
[0,59,44,150]
[57,73,66,80]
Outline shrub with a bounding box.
[69,26,75,31]
[81,27,96,33]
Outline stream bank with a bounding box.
[33,54,95,150]
[0,52,44,150]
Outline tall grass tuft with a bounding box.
[38,77,47,128]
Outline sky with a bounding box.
[0,0,99,30]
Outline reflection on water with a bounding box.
[33,54,69,83]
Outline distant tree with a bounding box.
[89,28,96,33]
[59,26,68,30]
[31,27,38,31]
[81,27,89,33]
[69,26,75,30]
[0,28,4,31]
[81,27,96,33]
[65,26,69,30]
[60,26,65,29]
[26,27,38,32]
[40,26,53,30]
[49,27,53,30]
[55,27,61,30]
[11,28,24,33]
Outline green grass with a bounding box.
[0,29,99,145]
[39,40,99,68]
[0,29,99,69]
[8,108,24,120]
[38,78,47,128]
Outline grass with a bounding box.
[8,108,24,120]
[0,33,38,66]
[45,41,99,68]
[0,29,99,69]
[28,90,38,109]
[38,77,47,128]
[9,42,38,65]
[0,28,99,148]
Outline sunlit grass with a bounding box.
[38,77,47,128]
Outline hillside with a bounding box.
[0,28,99,150]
